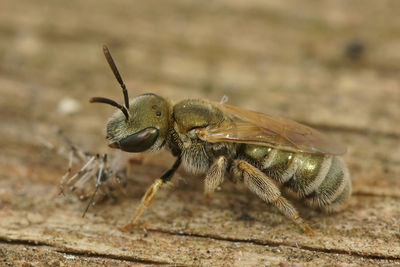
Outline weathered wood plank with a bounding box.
[1,0,400,266]
[1,201,399,266]
[0,243,151,266]
[0,149,399,265]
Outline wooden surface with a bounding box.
[1,0,400,266]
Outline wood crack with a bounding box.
[146,228,400,262]
[53,249,188,266]
[0,237,188,266]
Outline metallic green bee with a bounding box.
[91,46,351,234]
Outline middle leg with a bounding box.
[204,156,227,199]
[232,160,312,234]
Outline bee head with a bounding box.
[104,93,171,152]
[90,46,171,153]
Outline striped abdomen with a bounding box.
[243,145,351,211]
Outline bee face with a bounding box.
[106,94,171,153]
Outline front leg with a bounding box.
[204,156,227,198]
[120,156,181,232]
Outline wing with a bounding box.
[196,102,347,155]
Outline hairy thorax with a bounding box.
[175,127,236,175]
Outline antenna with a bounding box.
[90,97,129,120]
[103,45,130,110]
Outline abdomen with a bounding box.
[242,144,351,211]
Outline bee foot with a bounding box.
[303,224,313,235]
[120,223,134,232]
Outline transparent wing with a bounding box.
[197,103,346,155]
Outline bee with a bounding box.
[90,45,351,234]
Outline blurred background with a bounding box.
[1,0,399,183]
[1,0,400,264]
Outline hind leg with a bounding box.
[232,160,312,234]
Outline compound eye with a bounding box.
[109,127,159,152]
